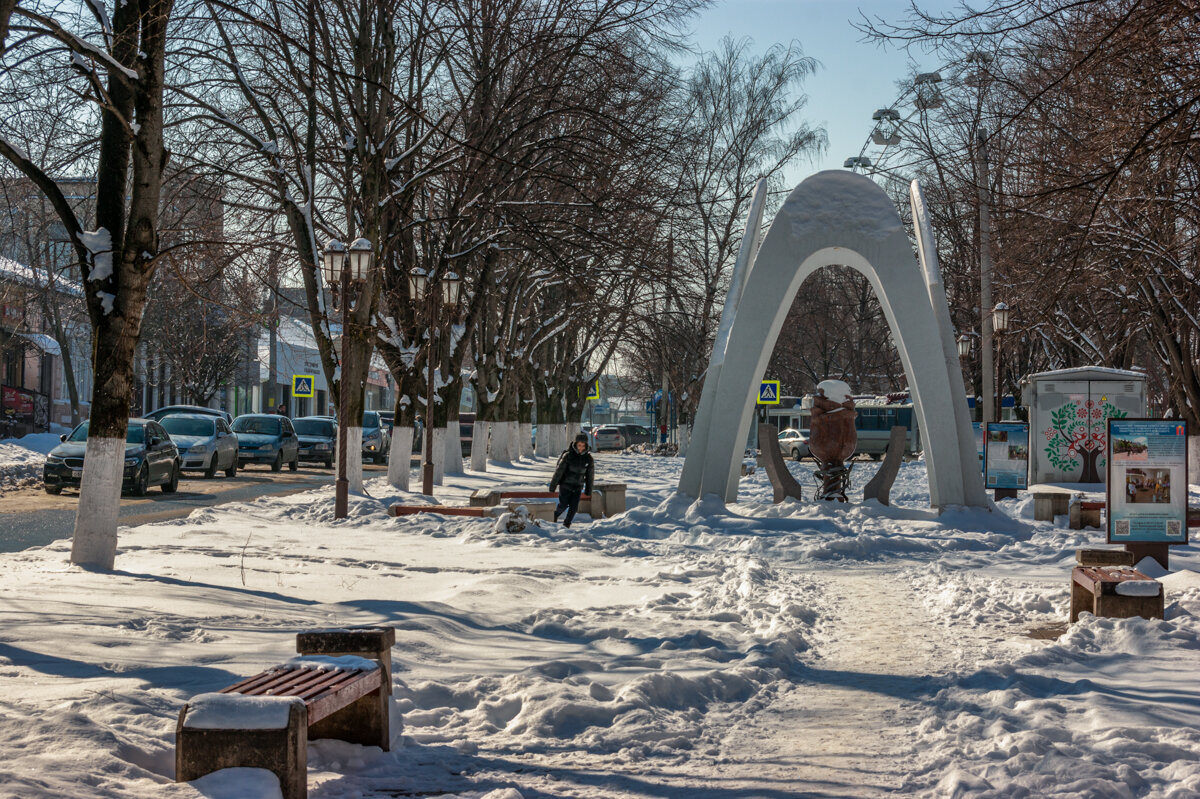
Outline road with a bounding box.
[0,462,392,554]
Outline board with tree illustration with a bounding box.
[1042,398,1128,483]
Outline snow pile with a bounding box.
[0,432,59,490]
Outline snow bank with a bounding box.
[0,432,59,490]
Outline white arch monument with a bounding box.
[678,170,988,510]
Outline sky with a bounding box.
[686,0,949,186]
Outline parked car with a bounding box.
[377,411,394,432]
[591,425,625,451]
[614,423,655,446]
[44,418,180,495]
[232,414,300,472]
[159,413,239,478]
[293,416,337,468]
[144,405,233,424]
[361,411,390,464]
[778,428,810,461]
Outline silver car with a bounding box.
[778,428,810,461]
[591,425,625,451]
[160,413,239,477]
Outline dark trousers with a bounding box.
[555,487,582,524]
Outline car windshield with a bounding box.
[232,417,281,435]
[362,412,380,430]
[294,420,334,436]
[160,417,215,437]
[66,421,144,443]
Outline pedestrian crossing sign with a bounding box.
[586,379,601,401]
[757,380,781,405]
[292,375,315,398]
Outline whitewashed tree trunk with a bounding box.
[344,426,364,493]
[500,421,520,461]
[70,437,125,570]
[387,427,413,490]
[489,421,511,463]
[519,423,533,458]
[534,422,550,457]
[429,426,445,485]
[471,421,490,471]
[444,423,464,474]
[555,423,570,455]
[676,425,690,456]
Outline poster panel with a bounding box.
[984,422,1029,490]
[972,422,984,472]
[1107,418,1189,544]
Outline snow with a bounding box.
[0,455,1198,796]
[183,694,304,730]
[79,228,113,282]
[1114,579,1162,596]
[0,433,61,491]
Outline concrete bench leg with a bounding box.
[1070,577,1094,623]
[295,627,395,751]
[177,702,307,799]
[1095,591,1164,621]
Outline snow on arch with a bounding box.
[679,170,986,509]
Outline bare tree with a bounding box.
[2,0,176,568]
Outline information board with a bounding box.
[1107,418,1189,545]
[984,422,1029,490]
[972,422,984,472]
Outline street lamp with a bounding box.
[992,302,1009,421]
[409,268,461,496]
[956,334,971,358]
[323,237,372,519]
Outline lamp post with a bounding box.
[409,268,461,496]
[992,302,1010,422]
[323,237,372,519]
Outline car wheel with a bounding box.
[45,485,62,495]
[288,455,298,472]
[225,457,237,478]
[271,452,283,472]
[131,465,149,497]
[792,448,801,461]
[161,462,180,493]
[238,459,247,471]
[870,453,882,461]
[324,459,333,469]
[204,454,218,479]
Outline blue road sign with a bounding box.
[757,380,781,405]
[292,375,315,398]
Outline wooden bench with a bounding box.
[1069,498,1105,530]
[1031,485,1075,521]
[468,483,627,519]
[1070,566,1163,623]
[387,504,499,518]
[177,627,394,799]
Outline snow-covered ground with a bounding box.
[0,452,1198,798]
[0,432,60,491]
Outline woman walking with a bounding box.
[549,434,594,528]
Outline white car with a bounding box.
[777,428,810,461]
[159,413,239,477]
[590,426,625,451]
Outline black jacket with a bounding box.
[550,447,594,494]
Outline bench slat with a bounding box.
[219,666,381,725]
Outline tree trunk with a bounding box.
[71,283,148,569]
